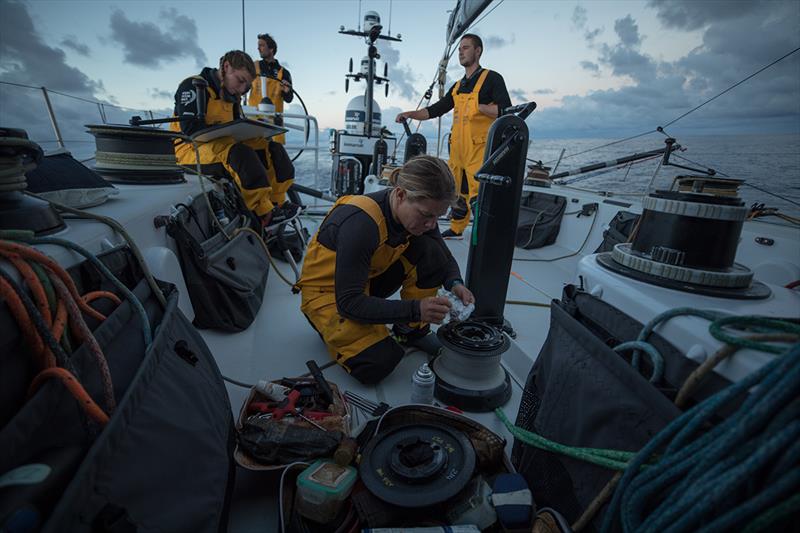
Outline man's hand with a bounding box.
[395,109,429,123]
[451,284,475,306]
[280,80,291,95]
[478,103,499,118]
[420,296,452,324]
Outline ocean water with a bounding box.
[59,132,800,219]
[292,133,800,219]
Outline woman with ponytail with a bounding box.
[170,50,300,229]
[296,155,475,384]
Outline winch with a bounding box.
[597,181,771,299]
[432,320,511,412]
[359,423,475,508]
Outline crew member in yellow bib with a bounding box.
[248,33,293,147]
[171,50,300,229]
[395,34,511,239]
[296,156,475,384]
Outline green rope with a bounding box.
[471,201,479,246]
[709,316,800,354]
[495,408,648,471]
[27,259,73,353]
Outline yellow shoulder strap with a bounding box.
[450,80,459,98]
[473,69,491,93]
[278,67,284,81]
[339,195,388,243]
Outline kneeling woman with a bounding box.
[296,156,474,384]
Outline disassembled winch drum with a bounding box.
[597,188,771,299]
[432,320,512,412]
[359,423,476,508]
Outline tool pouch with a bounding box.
[167,184,270,332]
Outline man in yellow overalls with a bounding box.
[171,50,299,228]
[248,33,293,148]
[396,34,511,238]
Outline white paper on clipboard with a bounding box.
[190,119,287,143]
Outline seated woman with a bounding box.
[170,50,300,228]
[296,156,475,384]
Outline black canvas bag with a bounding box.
[167,187,270,331]
[511,286,690,531]
[0,247,236,532]
[593,210,640,253]
[515,192,567,249]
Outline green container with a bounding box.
[295,459,357,523]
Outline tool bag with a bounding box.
[167,185,270,331]
[515,192,567,249]
[0,247,235,532]
[511,285,732,531]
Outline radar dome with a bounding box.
[363,11,381,32]
[345,94,381,135]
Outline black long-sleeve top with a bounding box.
[315,189,462,324]
[173,67,243,136]
[257,59,294,104]
[426,68,511,119]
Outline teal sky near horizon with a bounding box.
[2,0,799,139]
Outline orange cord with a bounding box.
[28,367,110,425]
[0,275,46,366]
[82,290,122,306]
[0,240,106,322]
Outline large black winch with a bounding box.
[597,185,770,299]
[432,320,511,412]
[359,423,475,508]
[86,124,185,184]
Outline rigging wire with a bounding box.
[671,154,800,208]
[663,46,800,128]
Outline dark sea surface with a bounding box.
[292,133,800,218]
[54,131,800,219]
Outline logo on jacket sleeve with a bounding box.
[180,89,197,107]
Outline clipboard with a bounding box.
[191,119,287,143]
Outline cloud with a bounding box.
[580,60,600,74]
[109,8,207,68]
[572,6,587,29]
[614,15,643,47]
[510,88,527,101]
[647,0,760,31]
[533,88,556,95]
[584,27,602,45]
[484,34,515,49]
[376,41,417,100]
[60,35,90,57]
[148,87,173,99]
[535,3,800,137]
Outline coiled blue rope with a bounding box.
[601,341,800,533]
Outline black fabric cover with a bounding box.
[511,286,692,532]
[515,192,567,249]
[0,248,235,532]
[167,187,270,331]
[593,210,639,253]
[25,152,114,193]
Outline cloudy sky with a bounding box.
[1,0,799,149]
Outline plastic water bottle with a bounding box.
[215,207,230,226]
[410,363,435,404]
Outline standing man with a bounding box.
[249,33,293,147]
[396,34,511,238]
